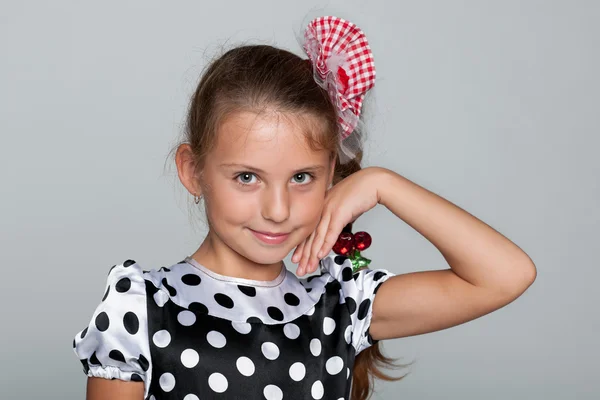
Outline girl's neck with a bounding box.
[190,231,285,282]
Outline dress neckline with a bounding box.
[183,255,287,288]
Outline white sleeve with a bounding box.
[72,260,152,398]
[321,254,395,354]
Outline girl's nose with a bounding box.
[261,186,290,223]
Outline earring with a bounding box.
[194,194,201,204]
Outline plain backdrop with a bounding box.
[1,1,598,399]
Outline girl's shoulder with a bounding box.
[315,253,396,353]
[317,253,395,290]
[73,259,153,398]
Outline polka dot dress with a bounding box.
[73,254,394,399]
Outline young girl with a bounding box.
[72,16,536,400]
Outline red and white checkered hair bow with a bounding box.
[303,16,376,149]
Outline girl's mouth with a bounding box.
[249,229,290,245]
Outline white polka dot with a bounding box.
[347,367,350,379]
[263,384,283,400]
[149,396,156,400]
[289,362,306,381]
[159,372,175,392]
[181,349,199,368]
[311,380,324,399]
[306,305,315,316]
[326,356,344,375]
[177,310,196,326]
[344,325,352,344]
[183,395,199,400]
[323,317,336,335]
[283,323,300,339]
[236,356,255,377]
[261,342,280,360]
[207,331,226,348]
[232,321,252,334]
[208,372,228,393]
[153,290,168,307]
[153,330,171,348]
[310,338,321,356]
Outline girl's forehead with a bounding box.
[211,111,331,168]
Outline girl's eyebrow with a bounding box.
[220,163,326,174]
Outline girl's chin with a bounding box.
[243,253,288,267]
[239,242,298,265]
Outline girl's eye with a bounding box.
[291,173,313,184]
[236,173,257,185]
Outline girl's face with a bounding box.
[199,110,335,266]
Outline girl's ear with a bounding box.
[176,144,203,197]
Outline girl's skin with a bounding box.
[86,109,536,399]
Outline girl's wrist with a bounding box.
[367,166,396,205]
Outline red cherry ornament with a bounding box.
[332,229,373,272]
[353,231,372,251]
[332,232,355,255]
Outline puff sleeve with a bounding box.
[320,254,395,354]
[72,259,152,398]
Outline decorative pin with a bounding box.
[332,229,372,273]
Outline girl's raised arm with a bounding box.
[298,166,536,340]
[367,167,536,340]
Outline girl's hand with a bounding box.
[292,166,385,276]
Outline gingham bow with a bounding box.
[303,16,376,139]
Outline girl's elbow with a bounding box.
[520,256,537,287]
[506,260,537,299]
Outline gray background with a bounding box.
[1,0,598,399]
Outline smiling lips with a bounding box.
[250,229,290,245]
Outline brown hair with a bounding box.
[169,44,410,399]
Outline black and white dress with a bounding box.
[72,253,394,400]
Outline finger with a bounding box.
[311,212,331,261]
[318,215,347,259]
[307,214,331,272]
[301,232,315,274]
[291,239,305,264]
[299,231,316,275]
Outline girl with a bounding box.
[72,16,536,400]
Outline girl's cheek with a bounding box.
[294,193,324,223]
